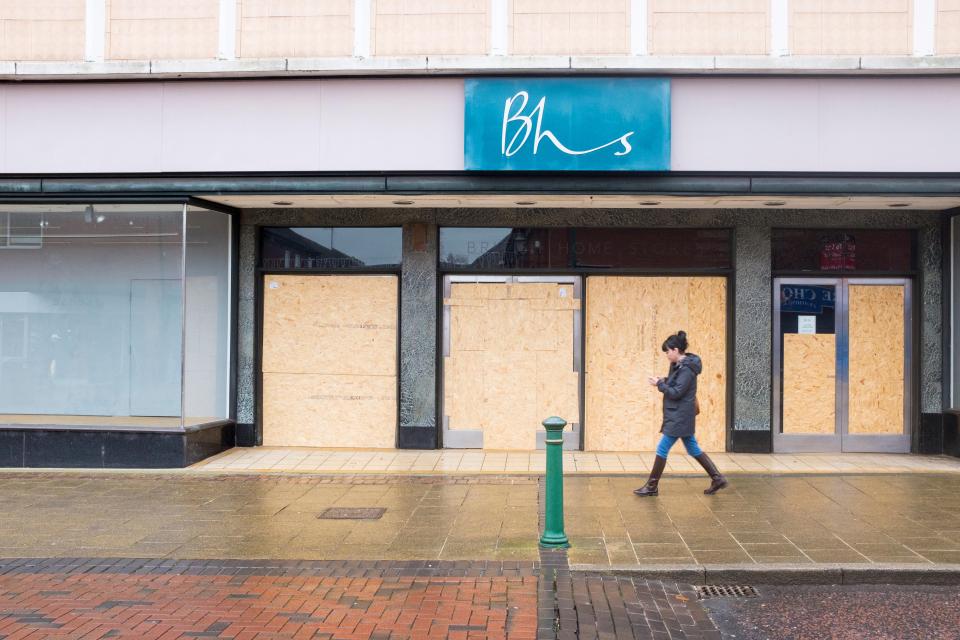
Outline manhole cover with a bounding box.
[318,507,386,520]
[695,585,760,600]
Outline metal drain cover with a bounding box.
[696,585,760,600]
[318,507,386,520]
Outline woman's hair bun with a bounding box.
[661,330,689,353]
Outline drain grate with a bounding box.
[695,585,760,600]
[317,507,386,520]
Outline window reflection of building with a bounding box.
[261,228,364,270]
[260,228,403,270]
[444,227,733,271]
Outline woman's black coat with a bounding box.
[656,353,702,438]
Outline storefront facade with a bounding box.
[0,74,958,465]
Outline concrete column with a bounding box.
[920,223,943,415]
[235,223,258,445]
[733,219,773,446]
[398,221,438,448]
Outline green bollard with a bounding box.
[540,416,570,549]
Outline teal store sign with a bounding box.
[464,77,670,171]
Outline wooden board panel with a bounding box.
[444,282,580,450]
[262,373,396,448]
[584,277,727,452]
[848,285,905,435]
[262,275,397,376]
[261,275,398,448]
[782,333,836,435]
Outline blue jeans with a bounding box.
[656,434,703,459]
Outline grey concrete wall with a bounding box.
[235,207,943,445]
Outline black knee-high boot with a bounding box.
[694,453,728,495]
[634,455,667,497]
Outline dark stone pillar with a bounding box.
[236,223,258,446]
[398,221,438,448]
[732,219,773,443]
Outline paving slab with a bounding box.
[190,448,960,475]
[0,472,957,569]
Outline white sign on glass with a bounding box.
[798,316,817,335]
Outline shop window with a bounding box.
[0,204,232,429]
[772,229,915,273]
[0,212,42,249]
[260,227,402,270]
[439,228,732,270]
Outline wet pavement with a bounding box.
[1,472,960,638]
[0,472,958,567]
[564,475,960,566]
[0,474,541,562]
[702,584,960,640]
[0,559,539,640]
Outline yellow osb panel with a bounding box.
[444,282,580,450]
[584,277,727,453]
[261,275,397,448]
[261,373,396,448]
[782,333,836,435]
[262,275,397,376]
[848,285,905,435]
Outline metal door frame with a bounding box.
[439,274,583,450]
[773,277,912,453]
[841,278,912,453]
[773,277,844,453]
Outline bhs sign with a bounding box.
[464,77,670,171]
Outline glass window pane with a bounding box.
[0,205,184,426]
[772,229,914,272]
[440,228,732,270]
[184,207,232,425]
[9,213,43,247]
[571,228,731,269]
[440,228,569,269]
[260,227,402,270]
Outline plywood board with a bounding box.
[262,373,396,448]
[262,275,397,376]
[584,277,727,453]
[443,282,580,449]
[261,274,398,448]
[782,333,836,435]
[848,285,905,435]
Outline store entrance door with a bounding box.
[773,278,912,453]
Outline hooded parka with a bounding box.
[656,353,702,438]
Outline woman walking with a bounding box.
[634,330,728,497]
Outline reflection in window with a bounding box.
[772,229,915,273]
[0,205,185,424]
[260,227,402,270]
[0,212,43,248]
[440,227,733,270]
[0,204,233,429]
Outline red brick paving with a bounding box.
[0,573,538,640]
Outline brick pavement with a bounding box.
[537,550,721,640]
[0,557,727,640]
[0,560,539,640]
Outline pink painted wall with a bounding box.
[670,77,960,172]
[0,77,958,174]
[0,79,465,173]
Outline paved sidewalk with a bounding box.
[0,472,958,567]
[1,472,959,639]
[0,559,539,640]
[191,448,960,475]
[565,475,960,567]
